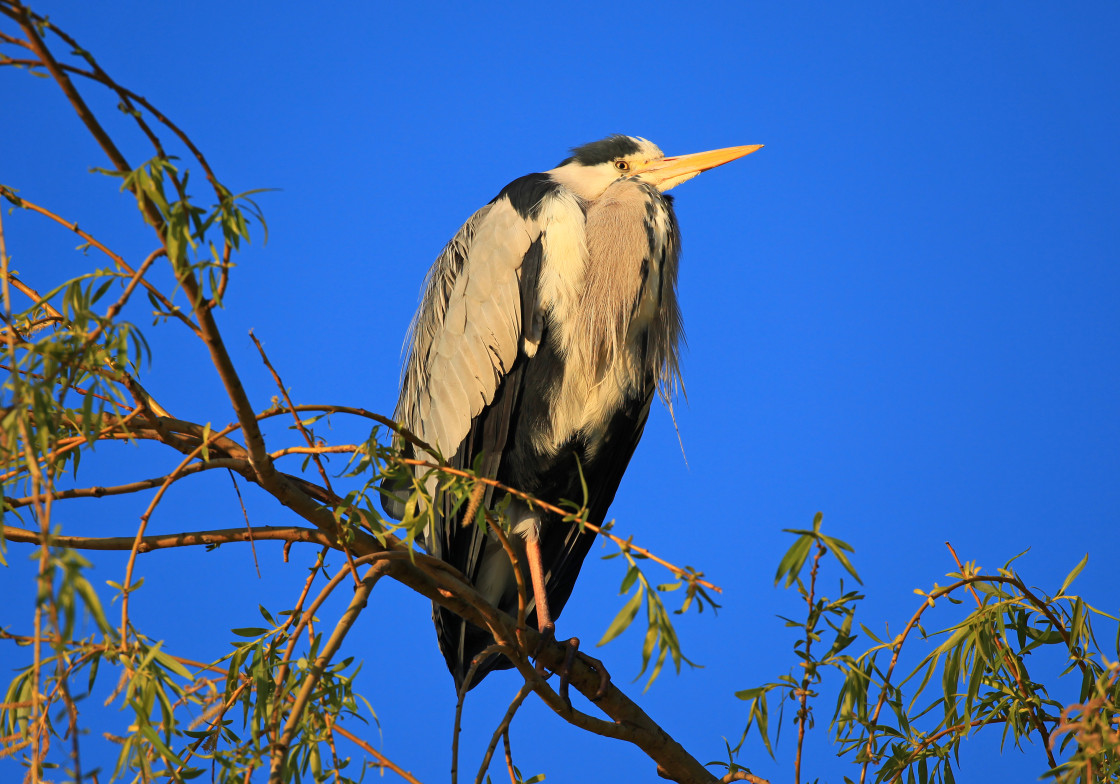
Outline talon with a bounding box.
[558,637,579,709]
[533,623,556,677]
[576,649,612,700]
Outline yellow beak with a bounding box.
[637,144,763,191]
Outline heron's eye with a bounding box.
[614,160,630,172]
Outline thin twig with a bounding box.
[250,329,360,586]
[83,247,165,346]
[250,330,334,495]
[2,523,332,553]
[486,510,529,635]
[475,684,532,784]
[795,540,825,784]
[332,723,425,784]
[4,458,237,509]
[454,643,510,784]
[228,470,260,578]
[120,418,246,642]
[502,730,516,784]
[858,573,1056,783]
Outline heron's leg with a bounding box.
[524,533,558,680]
[524,534,554,636]
[524,535,610,704]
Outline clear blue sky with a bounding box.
[2,2,1118,781]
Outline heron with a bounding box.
[385,135,761,693]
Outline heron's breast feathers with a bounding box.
[396,177,681,466]
[532,179,680,457]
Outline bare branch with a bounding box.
[251,329,361,585]
[4,458,238,509]
[2,523,334,552]
[332,723,426,784]
[475,684,532,784]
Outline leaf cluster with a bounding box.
[732,517,1120,784]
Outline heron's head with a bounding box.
[548,134,762,201]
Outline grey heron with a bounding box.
[385,135,761,692]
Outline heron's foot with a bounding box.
[575,647,611,702]
[533,633,611,709]
[532,623,557,678]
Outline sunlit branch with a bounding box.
[332,723,425,784]
[0,407,146,483]
[0,37,222,198]
[82,247,165,347]
[0,363,121,406]
[2,268,174,418]
[857,572,1063,783]
[4,457,240,509]
[1,523,333,552]
[474,684,531,784]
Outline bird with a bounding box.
[384,134,761,692]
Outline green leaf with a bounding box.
[598,585,643,646]
[775,534,813,588]
[821,534,862,584]
[619,565,639,595]
[1059,553,1088,595]
[152,649,194,681]
[72,572,113,635]
[231,627,269,637]
[734,686,769,700]
[137,722,185,766]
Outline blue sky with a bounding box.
[2,1,1118,781]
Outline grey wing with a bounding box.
[386,197,540,518]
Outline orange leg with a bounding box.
[523,533,610,704]
[524,534,554,635]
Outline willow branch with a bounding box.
[475,684,532,784]
[2,269,174,420]
[2,523,333,552]
[268,561,390,784]
[0,407,146,483]
[14,6,271,494]
[4,457,239,509]
[0,37,222,197]
[331,723,425,784]
[83,247,165,346]
[858,573,1049,783]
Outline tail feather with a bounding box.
[435,605,513,692]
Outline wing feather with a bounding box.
[395,198,537,459]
